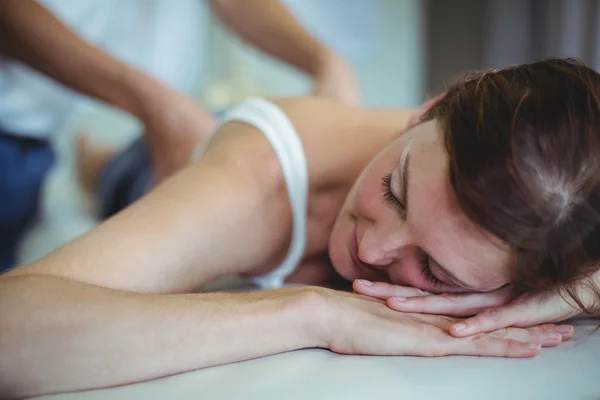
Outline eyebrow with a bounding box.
[402,153,478,292]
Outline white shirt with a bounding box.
[0,0,207,138]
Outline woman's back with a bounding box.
[196,97,415,286]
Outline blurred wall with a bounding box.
[424,0,600,93]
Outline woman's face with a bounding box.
[329,120,512,293]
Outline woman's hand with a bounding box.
[352,280,580,339]
[309,287,570,358]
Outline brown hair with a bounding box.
[425,58,600,313]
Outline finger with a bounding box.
[452,311,576,343]
[555,324,575,341]
[387,291,509,317]
[491,325,563,348]
[352,280,429,300]
[449,307,519,337]
[442,332,542,358]
[459,335,542,358]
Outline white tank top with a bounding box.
[192,98,308,290]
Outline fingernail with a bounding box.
[556,325,573,334]
[356,279,372,286]
[544,333,562,344]
[520,343,541,356]
[453,323,466,332]
[392,297,406,302]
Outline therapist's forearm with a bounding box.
[0,274,322,398]
[0,0,160,119]
[209,0,331,75]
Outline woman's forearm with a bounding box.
[0,0,161,119]
[0,274,322,398]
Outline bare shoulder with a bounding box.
[271,97,414,186]
[202,96,415,191]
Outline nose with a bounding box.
[358,224,412,267]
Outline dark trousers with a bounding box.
[97,137,153,219]
[0,132,54,273]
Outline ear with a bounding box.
[405,92,447,130]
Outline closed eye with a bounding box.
[381,173,405,210]
[419,256,445,288]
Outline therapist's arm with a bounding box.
[209,0,360,105]
[0,0,215,179]
[0,0,152,119]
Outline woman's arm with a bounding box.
[11,124,289,292]
[1,274,556,399]
[0,120,308,396]
[0,275,320,397]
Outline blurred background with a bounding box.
[17,0,600,265]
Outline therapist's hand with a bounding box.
[141,87,217,183]
[352,280,579,340]
[312,52,360,106]
[312,287,569,359]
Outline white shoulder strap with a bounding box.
[192,98,308,289]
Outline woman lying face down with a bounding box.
[2,58,599,398]
[338,59,600,334]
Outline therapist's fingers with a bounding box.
[353,280,430,300]
[386,290,512,317]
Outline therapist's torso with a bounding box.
[0,0,207,139]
